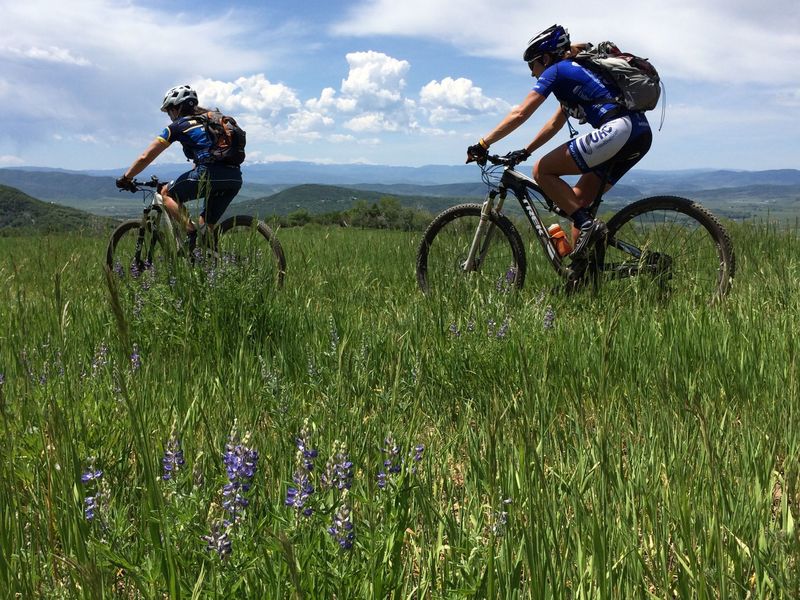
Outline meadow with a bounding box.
[0,219,798,598]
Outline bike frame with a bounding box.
[467,164,572,278]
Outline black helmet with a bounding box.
[523,25,570,63]
[160,85,198,112]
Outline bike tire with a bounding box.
[216,215,286,289]
[597,196,735,301]
[106,219,165,277]
[416,203,527,295]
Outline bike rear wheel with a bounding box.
[595,196,735,302]
[215,215,286,289]
[416,203,526,295]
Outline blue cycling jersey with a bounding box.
[157,115,214,164]
[532,60,624,128]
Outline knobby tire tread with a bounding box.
[416,203,527,294]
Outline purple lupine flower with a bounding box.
[221,435,259,523]
[285,471,315,517]
[413,444,425,463]
[113,262,125,278]
[294,420,318,471]
[81,460,103,521]
[286,420,317,516]
[448,323,461,338]
[492,498,513,537]
[0,372,4,385]
[377,435,402,489]
[543,306,555,330]
[84,495,99,521]
[130,344,142,371]
[321,441,353,491]
[487,318,496,336]
[327,494,355,551]
[161,437,186,481]
[496,317,510,339]
[81,468,103,483]
[91,343,109,376]
[202,522,232,560]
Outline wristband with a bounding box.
[479,138,489,150]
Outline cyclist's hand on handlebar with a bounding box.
[115,176,137,193]
[466,141,489,164]
[505,148,531,166]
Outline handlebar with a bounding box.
[469,152,525,169]
[117,175,165,193]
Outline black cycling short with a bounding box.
[167,163,242,225]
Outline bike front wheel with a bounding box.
[416,203,527,296]
[215,215,286,289]
[106,219,167,279]
[596,196,735,302]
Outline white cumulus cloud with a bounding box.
[420,77,510,124]
[341,51,410,108]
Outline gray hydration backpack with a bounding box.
[575,41,662,113]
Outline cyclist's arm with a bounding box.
[524,107,567,155]
[122,138,169,180]
[482,90,546,146]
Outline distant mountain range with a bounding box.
[0,162,798,221]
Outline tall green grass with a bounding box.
[0,220,798,598]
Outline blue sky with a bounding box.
[1,0,798,172]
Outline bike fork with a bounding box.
[463,193,501,272]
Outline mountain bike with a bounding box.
[416,154,735,302]
[106,176,286,287]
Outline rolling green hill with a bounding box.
[233,183,477,217]
[0,184,117,235]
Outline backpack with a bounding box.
[200,110,246,166]
[574,41,662,112]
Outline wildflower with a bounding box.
[84,495,99,520]
[91,343,109,376]
[410,444,425,475]
[202,522,232,560]
[285,471,315,517]
[321,441,353,491]
[496,317,510,339]
[328,493,355,551]
[492,498,513,537]
[81,459,104,522]
[130,344,141,371]
[161,437,186,481]
[221,435,259,523]
[81,468,103,483]
[377,435,402,489]
[448,323,461,338]
[329,317,340,354]
[543,306,555,330]
[286,420,317,517]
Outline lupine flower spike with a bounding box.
[328,491,355,551]
[286,419,317,517]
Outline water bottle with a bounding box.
[547,223,572,257]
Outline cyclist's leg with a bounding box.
[164,170,202,233]
[533,146,585,215]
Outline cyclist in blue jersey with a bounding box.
[466,25,652,258]
[116,85,243,249]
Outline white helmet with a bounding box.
[160,85,198,112]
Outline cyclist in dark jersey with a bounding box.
[466,25,652,258]
[116,85,242,249]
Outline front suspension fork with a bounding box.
[463,190,506,272]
